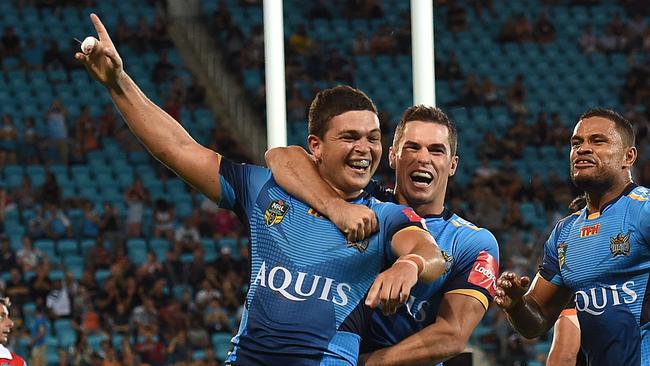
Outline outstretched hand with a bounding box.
[75,13,124,89]
[494,271,531,311]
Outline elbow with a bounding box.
[265,146,304,168]
[422,249,446,283]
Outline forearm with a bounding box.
[392,231,445,283]
[109,72,199,163]
[364,329,463,366]
[265,146,344,213]
[506,294,552,338]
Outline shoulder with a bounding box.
[626,185,650,204]
[448,213,499,254]
[552,212,580,236]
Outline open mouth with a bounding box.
[573,158,596,169]
[347,159,371,173]
[410,171,433,187]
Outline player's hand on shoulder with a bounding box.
[494,271,531,311]
[327,201,378,242]
[365,259,419,315]
[75,14,124,89]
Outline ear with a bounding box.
[623,146,637,169]
[307,135,322,160]
[389,146,397,169]
[449,155,459,177]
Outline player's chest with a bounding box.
[252,198,383,261]
[559,217,648,287]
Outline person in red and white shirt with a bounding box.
[0,296,27,366]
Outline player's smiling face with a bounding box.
[309,110,381,199]
[0,304,13,344]
[390,121,458,209]
[570,117,632,191]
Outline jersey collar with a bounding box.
[0,344,12,359]
[422,207,453,220]
[586,182,638,218]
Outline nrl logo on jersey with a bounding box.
[558,242,567,269]
[264,199,289,226]
[610,233,630,257]
[347,238,369,252]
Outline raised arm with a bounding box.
[266,146,377,241]
[495,272,574,339]
[76,14,222,201]
[362,293,486,366]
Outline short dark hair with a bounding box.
[393,105,458,156]
[579,108,635,147]
[308,85,377,138]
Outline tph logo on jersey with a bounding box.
[264,199,289,226]
[575,281,637,316]
[580,224,600,238]
[467,251,498,297]
[252,261,351,306]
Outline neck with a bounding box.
[585,177,633,214]
[395,188,446,216]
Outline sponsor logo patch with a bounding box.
[401,207,426,229]
[467,251,498,297]
[580,223,600,237]
[264,199,289,226]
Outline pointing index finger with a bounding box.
[90,13,115,47]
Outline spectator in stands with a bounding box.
[212,208,238,238]
[99,202,119,241]
[84,237,111,271]
[98,104,118,138]
[152,198,175,241]
[68,334,93,366]
[460,74,483,105]
[195,279,221,308]
[132,296,158,334]
[185,76,206,111]
[45,279,71,320]
[1,26,20,58]
[445,52,463,80]
[30,264,52,305]
[20,116,41,164]
[163,248,184,286]
[13,176,36,210]
[42,40,66,71]
[44,99,69,165]
[80,199,100,238]
[308,0,333,19]
[186,315,210,350]
[0,114,18,166]
[23,38,44,70]
[506,74,527,116]
[17,236,43,272]
[151,50,175,86]
[513,13,533,42]
[110,301,131,335]
[579,25,598,56]
[370,25,398,55]
[351,31,371,56]
[204,298,230,334]
[138,250,163,288]
[0,238,17,272]
[44,202,72,239]
[363,0,385,18]
[124,177,149,238]
[73,105,99,153]
[150,14,172,50]
[174,217,200,253]
[447,2,468,32]
[289,24,313,56]
[40,172,61,206]
[166,331,191,364]
[5,268,29,308]
[498,14,518,42]
[471,0,496,20]
[30,305,48,366]
[481,76,501,106]
[533,11,556,43]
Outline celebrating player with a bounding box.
[0,297,27,366]
[76,14,446,365]
[495,108,649,365]
[266,105,500,365]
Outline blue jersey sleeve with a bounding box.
[638,199,650,245]
[218,157,272,215]
[371,202,428,265]
[441,229,500,309]
[538,223,565,286]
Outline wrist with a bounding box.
[396,254,425,277]
[322,197,347,217]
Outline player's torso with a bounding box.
[557,192,650,365]
[232,185,389,365]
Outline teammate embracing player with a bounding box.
[267,105,500,365]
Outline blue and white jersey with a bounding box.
[540,184,650,366]
[218,159,427,366]
[361,182,500,365]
